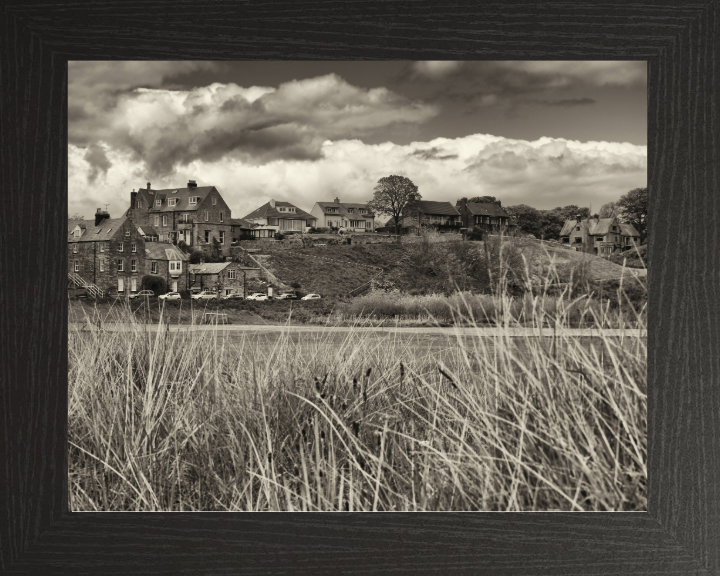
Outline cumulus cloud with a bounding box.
[68,133,646,221]
[70,73,438,177]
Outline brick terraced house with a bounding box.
[242,199,317,238]
[309,197,375,232]
[127,180,232,255]
[68,209,147,297]
[560,215,640,256]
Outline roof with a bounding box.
[136,185,217,213]
[559,217,627,237]
[188,262,231,274]
[230,218,257,229]
[68,217,128,242]
[68,219,92,234]
[243,201,316,221]
[315,201,374,218]
[618,223,640,237]
[138,225,159,236]
[144,243,189,261]
[405,201,460,216]
[463,202,510,218]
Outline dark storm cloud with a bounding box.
[543,97,596,107]
[70,68,438,177]
[407,147,459,161]
[83,144,112,182]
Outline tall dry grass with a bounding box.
[69,297,646,511]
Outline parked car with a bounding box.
[158,291,181,301]
[191,290,218,300]
[247,293,268,301]
[301,293,321,300]
[220,292,243,300]
[129,289,155,299]
[276,293,297,300]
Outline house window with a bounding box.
[162,215,168,227]
[168,198,177,207]
[118,243,123,252]
[288,207,295,212]
[131,243,136,252]
[156,199,161,206]
[365,221,371,228]
[348,208,354,214]
[576,226,580,231]
[228,270,236,280]
[219,231,225,244]
[574,237,582,243]
[212,197,217,205]
[131,278,137,292]
[118,278,124,292]
[72,244,77,254]
[117,259,124,272]
[182,213,189,223]
[131,259,137,272]
[169,261,182,272]
[100,244,104,252]
[154,216,160,226]
[125,229,130,237]
[74,261,79,272]
[279,207,286,212]
[151,262,158,274]
[219,212,224,222]
[135,200,140,208]
[189,196,198,204]
[100,259,104,272]
[204,230,210,243]
[205,211,209,221]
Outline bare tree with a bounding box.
[367,175,421,242]
[598,201,619,218]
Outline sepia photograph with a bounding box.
[67,60,647,512]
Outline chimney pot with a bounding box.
[334,197,340,204]
[188,180,197,189]
[147,182,151,190]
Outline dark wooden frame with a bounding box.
[1,1,718,574]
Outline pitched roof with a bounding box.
[463,202,510,218]
[315,201,374,218]
[68,219,92,234]
[619,223,640,237]
[230,218,257,229]
[138,225,159,236]
[559,217,622,237]
[406,201,460,216]
[144,243,189,261]
[136,185,216,213]
[188,262,231,274]
[243,201,315,221]
[68,217,128,242]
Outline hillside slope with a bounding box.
[263,239,643,298]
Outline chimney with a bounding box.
[130,189,137,209]
[334,197,340,204]
[147,182,151,190]
[95,207,110,227]
[188,180,197,189]
[576,214,582,223]
[269,198,275,208]
[494,200,502,207]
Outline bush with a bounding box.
[275,233,285,241]
[140,275,167,295]
[314,227,329,234]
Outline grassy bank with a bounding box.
[69,301,646,511]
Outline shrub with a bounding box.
[140,275,167,295]
[275,233,285,241]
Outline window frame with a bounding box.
[151,262,158,274]
[228,270,236,280]
[156,199,161,206]
[219,231,225,244]
[162,215,168,227]
[131,259,137,272]
[74,261,79,272]
[117,259,124,272]
[131,243,136,253]
[72,244,77,254]
[118,243,123,252]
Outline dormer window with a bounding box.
[348,208,354,214]
[189,197,199,204]
[279,207,286,212]
[288,207,295,213]
[172,189,178,194]
[168,198,177,207]
[156,199,161,206]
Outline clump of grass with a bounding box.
[69,294,646,511]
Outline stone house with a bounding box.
[559,215,640,256]
[309,198,375,232]
[230,218,257,243]
[242,199,317,238]
[68,209,146,296]
[127,180,233,255]
[144,243,190,293]
[456,200,515,234]
[188,262,262,297]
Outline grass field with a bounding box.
[68,289,646,511]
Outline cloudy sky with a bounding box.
[68,61,646,220]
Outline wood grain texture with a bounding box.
[1,1,717,573]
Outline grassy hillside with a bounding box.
[264,238,645,298]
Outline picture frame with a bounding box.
[1,1,717,573]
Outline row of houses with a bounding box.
[380,199,515,234]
